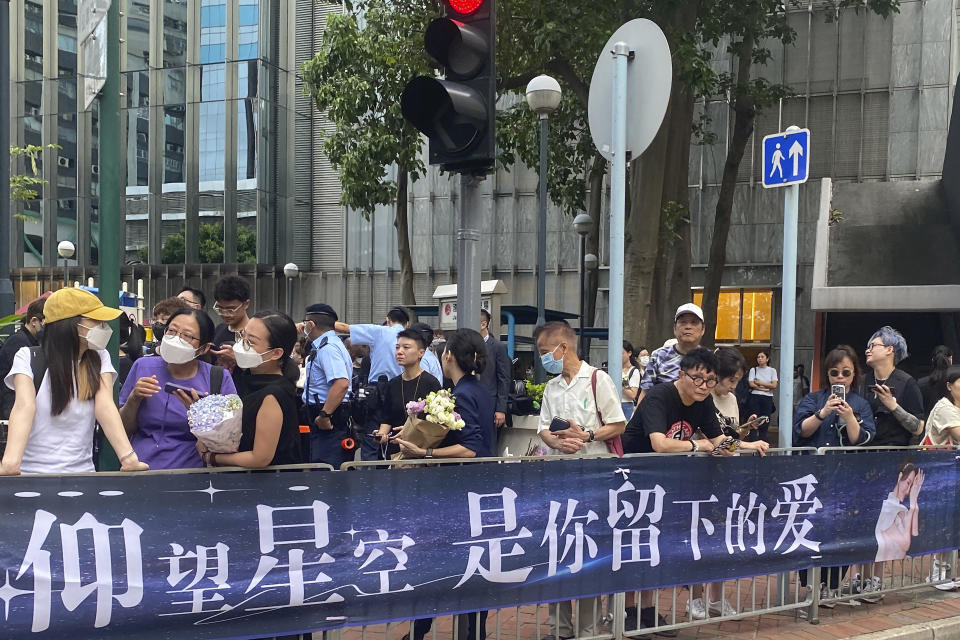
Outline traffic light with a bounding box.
[401,0,496,172]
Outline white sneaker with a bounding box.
[686,597,707,620]
[708,598,737,617]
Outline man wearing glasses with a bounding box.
[862,326,924,447]
[177,287,206,310]
[624,347,769,456]
[210,276,252,370]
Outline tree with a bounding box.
[9,144,60,220]
[139,222,257,264]
[301,1,434,307]
[698,0,899,347]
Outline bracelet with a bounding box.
[210,453,218,467]
[118,450,136,462]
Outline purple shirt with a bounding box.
[119,356,237,469]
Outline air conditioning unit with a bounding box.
[91,164,100,175]
[57,156,71,168]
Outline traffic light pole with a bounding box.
[0,0,16,318]
[456,173,483,332]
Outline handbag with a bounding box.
[591,369,624,457]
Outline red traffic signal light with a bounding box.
[446,0,484,15]
[402,0,496,172]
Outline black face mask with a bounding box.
[152,322,166,342]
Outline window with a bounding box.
[692,289,773,344]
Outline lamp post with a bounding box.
[526,74,561,382]
[283,263,299,318]
[572,213,591,355]
[583,253,598,360]
[57,241,76,288]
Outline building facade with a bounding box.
[7,0,959,373]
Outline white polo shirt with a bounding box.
[537,361,626,455]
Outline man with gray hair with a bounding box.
[862,326,924,448]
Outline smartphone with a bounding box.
[831,384,846,401]
[739,415,770,432]
[548,417,571,433]
[164,382,205,397]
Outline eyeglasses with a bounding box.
[213,303,242,315]
[683,371,718,388]
[828,368,853,378]
[165,327,200,343]
[865,341,887,352]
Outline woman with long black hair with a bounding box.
[198,310,302,468]
[919,345,953,414]
[0,288,148,475]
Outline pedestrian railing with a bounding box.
[331,445,958,639]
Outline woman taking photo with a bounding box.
[747,350,777,441]
[120,307,237,469]
[1,288,148,475]
[793,345,876,605]
[198,310,302,468]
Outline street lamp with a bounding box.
[572,213,591,355]
[526,74,561,382]
[283,263,299,318]
[57,240,75,288]
[583,253,598,360]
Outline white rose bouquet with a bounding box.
[188,394,244,454]
[393,389,464,459]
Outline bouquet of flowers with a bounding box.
[393,389,464,459]
[188,394,244,454]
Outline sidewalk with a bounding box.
[688,585,960,640]
[337,585,960,640]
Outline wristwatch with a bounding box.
[690,439,699,452]
[317,409,332,419]
[424,448,433,459]
[587,430,596,442]
[814,409,824,420]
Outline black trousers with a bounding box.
[307,404,352,468]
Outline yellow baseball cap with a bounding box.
[43,288,123,324]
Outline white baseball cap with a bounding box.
[674,303,704,322]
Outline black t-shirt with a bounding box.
[212,323,240,349]
[623,382,723,454]
[860,368,924,446]
[376,371,442,428]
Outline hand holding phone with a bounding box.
[164,382,206,397]
[831,384,846,402]
[548,417,571,433]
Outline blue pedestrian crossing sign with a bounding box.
[762,128,810,188]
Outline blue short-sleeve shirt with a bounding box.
[349,323,404,383]
[303,330,353,404]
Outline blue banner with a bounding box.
[0,450,958,639]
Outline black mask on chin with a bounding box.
[152,322,166,342]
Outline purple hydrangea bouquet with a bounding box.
[188,394,244,454]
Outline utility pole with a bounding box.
[0,0,16,317]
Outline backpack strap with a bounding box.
[209,365,224,395]
[590,368,605,427]
[28,346,46,394]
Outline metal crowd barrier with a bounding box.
[328,445,959,639]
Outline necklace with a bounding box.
[401,372,422,406]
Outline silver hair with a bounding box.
[869,326,909,364]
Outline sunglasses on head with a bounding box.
[829,368,853,378]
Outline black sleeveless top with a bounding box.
[239,373,302,466]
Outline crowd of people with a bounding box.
[0,278,957,634]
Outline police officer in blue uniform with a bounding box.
[335,306,409,460]
[301,303,353,467]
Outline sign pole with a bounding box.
[456,173,482,332]
[778,181,799,449]
[607,42,629,396]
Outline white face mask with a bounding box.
[639,355,650,368]
[158,335,198,365]
[80,322,112,351]
[233,340,273,370]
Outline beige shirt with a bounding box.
[538,361,626,455]
[711,390,741,424]
[926,397,960,446]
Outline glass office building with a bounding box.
[7,0,298,269]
